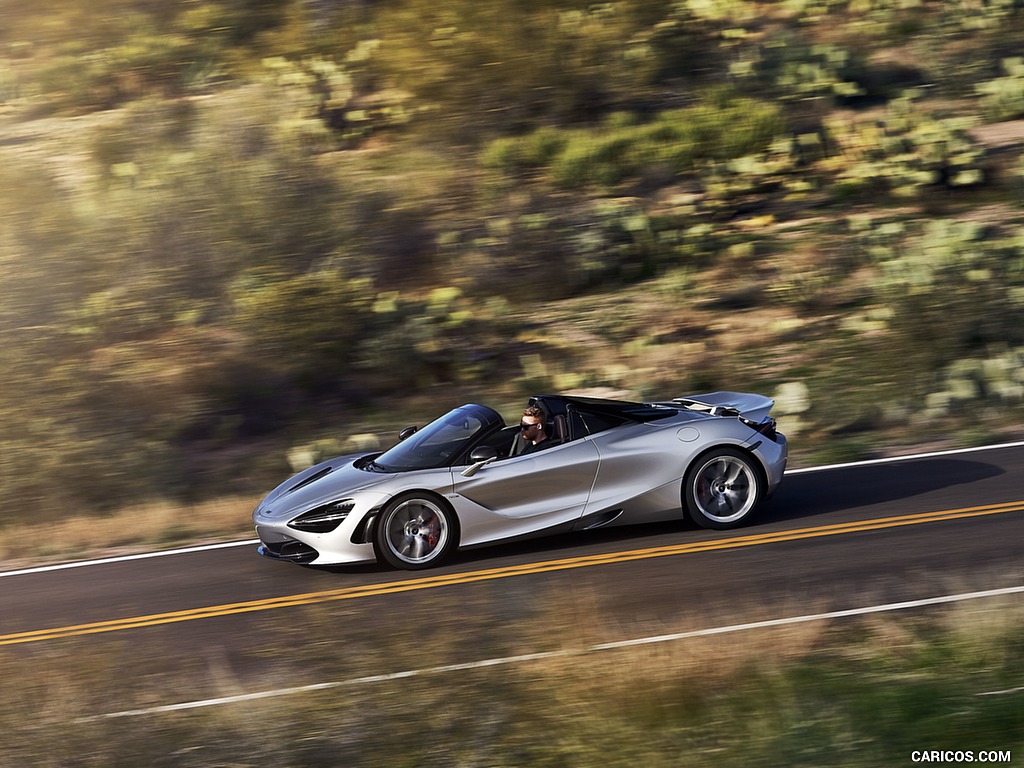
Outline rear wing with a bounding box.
[670,391,775,423]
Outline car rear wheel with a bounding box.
[375,493,458,570]
[684,448,763,530]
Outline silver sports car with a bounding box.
[253,392,787,570]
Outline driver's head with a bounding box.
[520,405,546,436]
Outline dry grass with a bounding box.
[506,586,838,696]
[0,495,258,567]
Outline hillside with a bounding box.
[1,0,1023,531]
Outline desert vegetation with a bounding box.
[1,0,1023,550]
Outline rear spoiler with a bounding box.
[670,391,775,423]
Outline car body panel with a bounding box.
[582,421,697,525]
[252,392,789,568]
[452,437,602,546]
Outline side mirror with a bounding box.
[461,445,498,478]
[469,445,498,463]
[398,426,418,442]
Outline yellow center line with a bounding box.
[3,500,1022,647]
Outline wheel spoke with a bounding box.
[383,498,451,566]
[407,536,425,560]
[690,453,759,525]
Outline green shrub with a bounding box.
[731,33,869,104]
[231,268,371,382]
[482,94,784,189]
[354,289,516,392]
[925,346,1024,416]
[822,94,987,198]
[940,0,1022,32]
[480,127,569,175]
[976,57,1024,122]
[873,219,1024,382]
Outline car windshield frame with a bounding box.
[371,404,503,472]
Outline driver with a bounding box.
[519,406,554,454]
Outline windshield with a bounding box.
[372,405,500,471]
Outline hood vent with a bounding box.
[285,466,333,495]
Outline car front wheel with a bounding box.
[375,493,458,570]
[684,448,763,530]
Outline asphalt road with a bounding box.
[2,443,1022,709]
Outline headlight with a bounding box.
[288,500,356,533]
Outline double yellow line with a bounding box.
[3,500,1022,647]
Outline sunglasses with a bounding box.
[520,421,540,432]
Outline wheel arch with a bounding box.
[685,438,770,479]
[372,488,461,535]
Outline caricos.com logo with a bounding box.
[911,751,1012,764]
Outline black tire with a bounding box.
[374,493,459,570]
[683,448,764,530]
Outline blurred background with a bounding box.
[1,0,1023,545]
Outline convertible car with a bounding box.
[253,392,787,570]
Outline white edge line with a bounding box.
[785,439,1024,475]
[978,686,1024,696]
[0,540,260,578]
[7,439,1024,578]
[81,584,1024,721]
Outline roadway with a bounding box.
[1,443,1022,714]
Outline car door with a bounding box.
[451,437,601,542]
